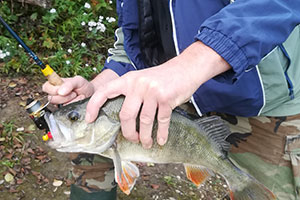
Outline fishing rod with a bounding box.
[0,15,63,141]
[0,15,63,86]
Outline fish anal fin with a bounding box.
[184,164,214,187]
[116,161,140,195]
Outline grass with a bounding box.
[0,0,117,79]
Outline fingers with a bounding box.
[42,81,60,95]
[85,78,126,123]
[139,98,157,149]
[66,94,86,104]
[156,103,172,146]
[119,96,141,143]
[49,92,77,104]
[57,76,87,95]
[43,76,90,105]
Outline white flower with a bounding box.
[88,21,97,27]
[5,52,10,56]
[81,21,86,26]
[109,0,113,4]
[67,49,72,53]
[0,53,6,59]
[6,43,9,46]
[89,27,93,31]
[66,60,71,65]
[0,50,2,54]
[99,16,104,20]
[107,17,116,23]
[93,67,97,71]
[18,44,22,48]
[84,3,91,9]
[85,63,89,67]
[49,8,56,13]
[96,23,106,32]
[81,42,86,47]
[83,12,87,16]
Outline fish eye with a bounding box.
[68,111,80,122]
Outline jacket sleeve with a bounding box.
[102,27,136,76]
[195,0,300,82]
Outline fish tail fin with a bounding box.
[225,163,276,200]
[228,179,276,200]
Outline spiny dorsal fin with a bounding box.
[194,116,231,153]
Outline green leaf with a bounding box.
[43,38,55,49]
[30,13,38,21]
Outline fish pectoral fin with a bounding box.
[115,161,140,195]
[184,164,214,187]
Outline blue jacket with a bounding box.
[103,0,300,117]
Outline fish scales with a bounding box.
[44,96,276,200]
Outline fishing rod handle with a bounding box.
[41,64,64,86]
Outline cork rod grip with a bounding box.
[41,64,64,86]
[47,71,64,86]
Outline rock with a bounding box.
[4,173,14,183]
[16,127,25,132]
[53,179,63,187]
[8,82,17,88]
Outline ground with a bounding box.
[0,75,229,200]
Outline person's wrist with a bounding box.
[179,41,231,87]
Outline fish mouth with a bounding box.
[44,112,119,154]
[44,112,59,139]
[44,112,69,144]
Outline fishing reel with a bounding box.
[25,98,53,141]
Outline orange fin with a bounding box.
[115,161,140,195]
[228,180,276,200]
[184,164,214,187]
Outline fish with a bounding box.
[44,96,276,200]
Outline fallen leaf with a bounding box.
[16,179,23,185]
[9,187,18,193]
[8,168,17,176]
[20,157,31,165]
[27,148,35,154]
[18,78,28,85]
[19,101,27,107]
[151,184,160,189]
[5,153,14,159]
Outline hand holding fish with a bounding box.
[86,41,231,149]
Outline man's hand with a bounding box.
[42,76,94,104]
[42,69,119,105]
[85,41,231,149]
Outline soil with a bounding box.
[0,75,229,200]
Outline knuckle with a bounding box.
[74,75,83,81]
[158,116,171,124]
[157,91,169,103]
[140,114,154,125]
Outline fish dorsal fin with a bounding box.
[111,148,140,195]
[195,116,231,153]
[184,164,214,187]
